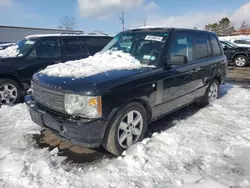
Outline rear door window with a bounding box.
[209,34,222,56]
[193,32,211,60]
[60,38,82,55]
[169,31,193,62]
[29,38,60,58]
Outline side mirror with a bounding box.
[169,55,188,66]
[223,46,228,50]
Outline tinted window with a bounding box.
[61,38,81,55]
[83,37,112,54]
[30,38,59,58]
[169,31,193,62]
[234,40,250,44]
[194,33,211,60]
[209,34,222,56]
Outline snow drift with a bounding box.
[0,85,250,188]
[40,51,149,78]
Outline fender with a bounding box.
[232,52,249,60]
[0,66,25,89]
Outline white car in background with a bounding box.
[229,39,250,48]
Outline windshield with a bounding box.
[102,32,168,66]
[15,38,38,56]
[222,41,239,48]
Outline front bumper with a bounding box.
[26,95,107,148]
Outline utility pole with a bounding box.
[119,11,124,31]
[144,18,147,26]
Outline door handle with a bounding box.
[190,68,200,73]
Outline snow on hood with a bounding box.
[40,51,150,78]
[0,45,21,58]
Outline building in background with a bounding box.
[0,25,83,44]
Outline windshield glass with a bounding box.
[16,38,38,56]
[102,32,168,66]
[223,41,238,48]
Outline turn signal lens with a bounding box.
[88,98,98,106]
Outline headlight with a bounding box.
[64,94,102,118]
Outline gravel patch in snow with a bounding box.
[0,84,250,188]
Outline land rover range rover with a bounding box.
[26,28,227,155]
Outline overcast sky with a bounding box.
[0,0,250,35]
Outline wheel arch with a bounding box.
[0,73,24,89]
[107,97,152,124]
[232,53,249,61]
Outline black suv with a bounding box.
[220,40,250,67]
[0,33,112,105]
[26,28,227,155]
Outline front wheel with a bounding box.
[199,80,220,106]
[234,55,248,67]
[102,102,148,155]
[0,79,21,105]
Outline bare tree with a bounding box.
[239,20,250,34]
[59,16,76,30]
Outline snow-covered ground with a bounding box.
[0,84,250,188]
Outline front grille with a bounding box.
[32,82,65,114]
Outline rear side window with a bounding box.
[61,38,82,55]
[193,33,211,60]
[209,34,222,56]
[234,40,250,44]
[83,37,112,55]
[169,31,193,62]
[29,38,60,58]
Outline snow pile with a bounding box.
[0,45,21,58]
[0,85,250,188]
[40,51,146,78]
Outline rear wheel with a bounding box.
[234,55,248,67]
[0,79,21,105]
[199,80,220,106]
[102,102,148,155]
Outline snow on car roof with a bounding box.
[26,32,109,39]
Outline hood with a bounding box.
[234,47,250,51]
[0,56,23,66]
[33,68,152,95]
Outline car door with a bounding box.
[191,31,215,99]
[18,37,60,81]
[220,42,233,60]
[161,31,198,115]
[59,37,89,63]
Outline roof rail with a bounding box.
[87,32,109,36]
[60,31,84,35]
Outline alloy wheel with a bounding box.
[235,57,246,67]
[0,84,18,105]
[117,110,143,148]
[208,82,218,103]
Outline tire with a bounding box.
[102,102,148,156]
[199,80,220,106]
[0,79,21,105]
[234,55,248,67]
